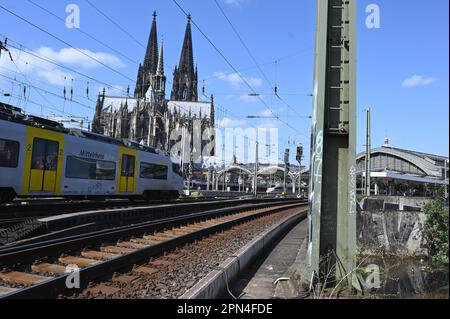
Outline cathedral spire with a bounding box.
[135,11,159,98]
[143,11,159,75]
[156,39,164,76]
[171,14,198,102]
[178,14,195,77]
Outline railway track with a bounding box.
[0,197,235,222]
[0,198,297,247]
[0,201,306,299]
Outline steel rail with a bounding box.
[1,201,307,299]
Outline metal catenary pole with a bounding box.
[300,0,358,290]
[365,108,371,197]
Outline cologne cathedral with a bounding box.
[92,12,215,159]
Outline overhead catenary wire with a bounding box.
[213,0,311,131]
[0,88,88,126]
[25,0,141,67]
[77,2,258,138]
[0,4,135,83]
[1,3,269,148]
[171,0,309,140]
[0,72,96,112]
[0,11,201,131]
[84,0,147,50]
[1,36,130,96]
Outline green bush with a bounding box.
[423,187,449,267]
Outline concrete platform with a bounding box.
[226,218,308,299]
[181,208,308,299]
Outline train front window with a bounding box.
[0,138,19,168]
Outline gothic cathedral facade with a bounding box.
[92,12,215,163]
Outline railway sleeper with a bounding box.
[0,271,50,286]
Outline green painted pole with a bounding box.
[300,0,357,291]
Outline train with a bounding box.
[0,103,184,204]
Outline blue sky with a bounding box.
[0,0,448,166]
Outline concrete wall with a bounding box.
[357,196,430,257]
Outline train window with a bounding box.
[121,155,135,177]
[31,138,59,171]
[140,162,168,180]
[0,138,19,168]
[96,161,116,180]
[66,156,116,180]
[172,163,182,177]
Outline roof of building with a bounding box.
[167,100,212,119]
[102,96,139,113]
[357,146,448,178]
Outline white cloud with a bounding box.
[259,109,274,117]
[218,117,247,128]
[36,68,73,86]
[402,75,437,88]
[0,46,124,87]
[224,0,250,6]
[36,47,124,69]
[213,71,262,89]
[238,94,264,103]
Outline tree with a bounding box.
[423,187,449,267]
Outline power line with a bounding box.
[0,88,85,125]
[2,43,96,111]
[213,0,275,89]
[171,0,308,140]
[70,0,308,129]
[213,0,310,130]
[1,36,130,96]
[0,4,135,83]
[84,0,147,49]
[76,2,228,127]
[9,54,67,116]
[0,63,93,103]
[26,0,141,67]
[202,47,312,82]
[0,73,95,112]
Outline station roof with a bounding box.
[357,146,448,180]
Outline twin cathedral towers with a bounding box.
[92,12,215,158]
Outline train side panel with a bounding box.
[137,150,170,194]
[0,119,27,197]
[61,135,118,196]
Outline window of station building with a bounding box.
[140,162,168,180]
[172,163,182,177]
[0,138,19,168]
[66,156,116,180]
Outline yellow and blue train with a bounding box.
[0,103,183,203]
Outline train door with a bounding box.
[23,127,64,195]
[29,138,59,192]
[118,146,137,193]
[120,154,136,193]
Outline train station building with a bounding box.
[356,139,449,197]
